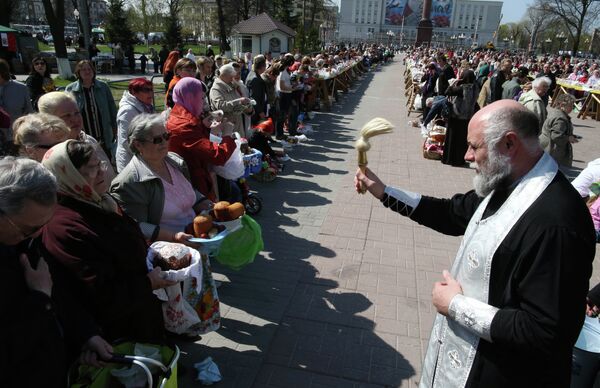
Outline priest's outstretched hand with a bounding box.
[355,167,385,199]
[433,270,463,316]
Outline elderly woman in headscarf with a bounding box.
[540,93,578,168]
[442,69,480,167]
[111,113,212,243]
[41,140,172,341]
[167,77,237,201]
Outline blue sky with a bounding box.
[501,0,534,23]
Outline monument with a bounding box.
[415,0,433,46]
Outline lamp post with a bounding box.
[556,32,566,53]
[451,34,457,48]
[386,30,395,46]
[545,37,552,54]
[458,33,466,47]
[503,37,509,49]
[432,33,438,48]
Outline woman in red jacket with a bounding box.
[166,77,236,201]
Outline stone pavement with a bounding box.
[176,59,600,387]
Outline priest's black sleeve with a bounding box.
[408,190,483,236]
[489,225,593,357]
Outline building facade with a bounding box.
[12,0,108,30]
[338,0,502,47]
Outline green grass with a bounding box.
[38,42,220,57]
[97,44,220,56]
[102,80,166,112]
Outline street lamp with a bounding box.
[386,30,395,46]
[432,33,438,48]
[451,34,457,48]
[458,33,466,47]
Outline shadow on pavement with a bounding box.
[175,64,416,387]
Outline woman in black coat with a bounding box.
[25,56,56,110]
[442,69,479,167]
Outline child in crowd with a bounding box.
[587,182,600,242]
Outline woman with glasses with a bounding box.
[116,78,155,172]
[25,56,56,110]
[167,77,237,201]
[65,60,118,158]
[12,113,70,161]
[111,113,212,243]
[41,140,172,342]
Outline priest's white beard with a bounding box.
[471,147,512,197]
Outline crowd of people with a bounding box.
[0,43,393,386]
[406,47,594,169]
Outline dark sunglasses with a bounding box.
[147,132,171,144]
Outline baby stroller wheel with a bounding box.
[245,193,262,215]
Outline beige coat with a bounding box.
[209,77,247,136]
[519,90,547,131]
[477,79,490,109]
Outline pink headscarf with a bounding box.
[173,77,204,118]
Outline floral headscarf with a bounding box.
[173,77,204,118]
[42,139,118,213]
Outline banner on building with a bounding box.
[385,0,453,27]
[432,0,453,27]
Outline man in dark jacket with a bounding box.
[158,45,170,73]
[488,58,512,104]
[0,157,112,388]
[537,62,556,107]
[502,66,529,100]
[245,55,268,125]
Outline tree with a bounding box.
[523,5,549,52]
[535,0,600,54]
[164,0,182,49]
[273,0,299,29]
[0,0,18,26]
[41,0,70,77]
[105,0,136,46]
[215,0,231,52]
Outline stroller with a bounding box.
[238,142,264,215]
[68,341,180,388]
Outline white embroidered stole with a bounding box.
[420,153,558,388]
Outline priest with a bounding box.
[355,100,595,387]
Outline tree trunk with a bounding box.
[41,0,72,77]
[215,0,230,53]
[140,0,150,44]
[0,0,16,26]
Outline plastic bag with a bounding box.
[215,215,264,270]
[213,138,245,180]
[183,255,221,334]
[194,357,222,385]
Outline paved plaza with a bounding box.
[177,58,600,387]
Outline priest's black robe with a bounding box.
[383,172,595,387]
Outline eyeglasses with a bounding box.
[146,132,171,144]
[80,160,109,180]
[2,211,49,239]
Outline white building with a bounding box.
[338,0,502,47]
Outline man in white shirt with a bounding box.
[275,55,294,139]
